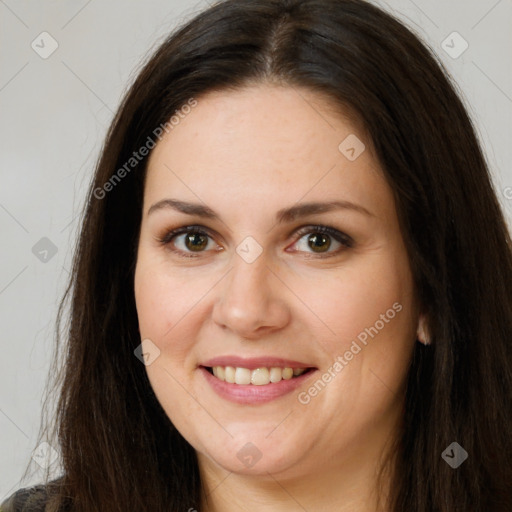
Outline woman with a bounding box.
[3,0,511,510]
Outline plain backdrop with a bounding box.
[1,0,511,500]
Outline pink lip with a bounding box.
[199,366,317,405]
[201,356,313,370]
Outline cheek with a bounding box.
[294,256,412,354]
[135,267,172,334]
[326,258,416,399]
[134,261,199,357]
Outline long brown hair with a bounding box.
[27,0,512,510]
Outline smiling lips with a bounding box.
[200,356,316,404]
[209,366,307,385]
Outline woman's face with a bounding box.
[134,85,419,480]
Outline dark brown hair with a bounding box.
[19,0,512,510]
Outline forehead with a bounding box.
[144,84,391,222]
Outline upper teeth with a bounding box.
[212,366,306,385]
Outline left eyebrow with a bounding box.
[275,200,375,223]
[147,198,374,221]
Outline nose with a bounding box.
[211,251,291,340]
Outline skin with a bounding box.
[134,84,425,511]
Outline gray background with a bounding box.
[1,0,511,499]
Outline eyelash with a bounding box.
[157,224,354,259]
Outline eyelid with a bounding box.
[292,225,354,248]
[157,224,217,246]
[156,224,354,258]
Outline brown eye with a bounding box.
[183,232,209,252]
[307,233,332,253]
[158,226,218,258]
[159,224,353,259]
[291,225,353,257]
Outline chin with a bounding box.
[198,434,306,477]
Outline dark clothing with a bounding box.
[1,485,49,512]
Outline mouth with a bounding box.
[199,356,318,404]
[202,365,316,385]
